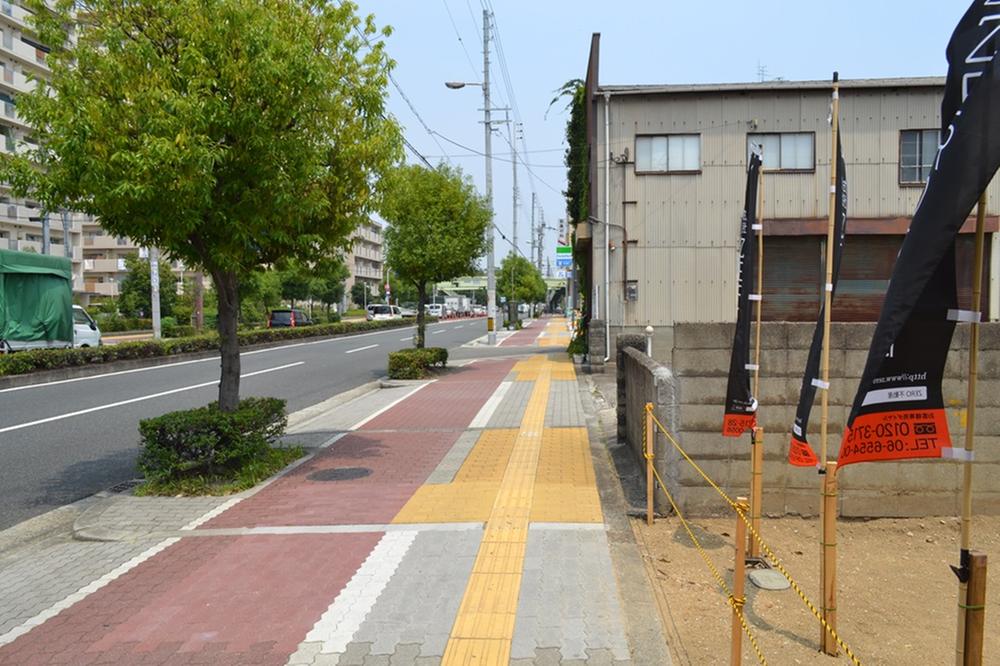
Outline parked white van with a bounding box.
[72,305,102,347]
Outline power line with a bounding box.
[440,0,478,78]
[402,136,434,169]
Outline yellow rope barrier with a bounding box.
[644,405,864,666]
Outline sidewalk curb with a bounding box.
[579,374,674,665]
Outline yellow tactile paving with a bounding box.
[539,318,573,348]
[441,359,552,665]
[531,427,603,523]
[510,355,575,381]
[392,430,518,523]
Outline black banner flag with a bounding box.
[789,134,847,466]
[840,3,1000,467]
[723,153,762,437]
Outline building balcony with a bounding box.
[0,2,35,31]
[83,281,118,297]
[83,234,136,250]
[83,257,125,273]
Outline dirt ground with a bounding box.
[634,514,1000,665]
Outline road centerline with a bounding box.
[345,344,378,354]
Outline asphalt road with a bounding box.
[0,319,488,530]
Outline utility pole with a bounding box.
[150,247,162,339]
[510,117,519,256]
[483,8,496,345]
[530,192,537,268]
[41,213,49,255]
[537,209,545,271]
[61,211,70,259]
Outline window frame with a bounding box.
[898,128,940,187]
[746,132,816,173]
[634,133,702,175]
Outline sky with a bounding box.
[354,1,971,270]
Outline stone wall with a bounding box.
[619,321,1000,517]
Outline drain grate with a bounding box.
[107,479,143,494]
[307,467,372,482]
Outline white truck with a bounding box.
[444,295,471,316]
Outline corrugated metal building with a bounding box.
[580,34,999,357]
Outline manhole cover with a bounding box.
[107,479,143,494]
[307,467,371,482]
[749,569,791,591]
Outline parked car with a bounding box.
[399,307,417,318]
[472,305,486,316]
[425,303,444,318]
[268,309,312,327]
[72,305,102,348]
[369,304,401,321]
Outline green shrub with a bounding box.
[0,318,419,377]
[137,397,287,483]
[387,347,448,379]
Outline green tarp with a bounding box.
[0,248,73,344]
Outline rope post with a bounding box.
[645,403,655,526]
[821,461,838,656]
[749,428,764,559]
[963,552,987,666]
[731,497,749,666]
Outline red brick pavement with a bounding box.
[499,318,545,347]
[202,429,461,528]
[0,533,379,666]
[361,358,514,431]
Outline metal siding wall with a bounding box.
[595,84,1000,329]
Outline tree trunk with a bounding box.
[193,271,204,332]
[416,282,427,348]
[213,269,241,412]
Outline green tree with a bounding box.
[311,257,350,316]
[382,164,490,347]
[498,254,546,305]
[119,254,177,319]
[4,0,401,410]
[278,263,311,311]
[351,281,372,308]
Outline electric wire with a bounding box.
[440,0,479,78]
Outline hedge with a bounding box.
[0,318,427,377]
[138,397,287,483]
[387,347,448,380]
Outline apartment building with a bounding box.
[344,220,384,304]
[579,34,1000,352]
[0,2,84,292]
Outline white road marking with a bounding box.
[469,381,511,428]
[0,362,304,434]
[302,530,418,655]
[344,344,378,354]
[348,382,434,430]
[0,537,180,647]
[453,325,464,329]
[1,322,455,394]
[400,336,413,341]
[432,330,445,335]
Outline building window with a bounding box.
[1,30,10,50]
[635,134,700,173]
[747,133,814,171]
[900,129,940,185]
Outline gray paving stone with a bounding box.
[362,655,390,666]
[512,530,632,662]
[0,539,148,632]
[545,380,586,427]
[487,380,533,428]
[389,644,421,665]
[424,431,481,484]
[338,642,373,666]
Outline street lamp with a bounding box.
[443,8,502,343]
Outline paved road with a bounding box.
[0,319,488,530]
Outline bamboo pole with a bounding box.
[731,497,749,666]
[749,427,764,559]
[822,461,839,655]
[956,192,987,665]
[748,155,765,560]
[645,403,655,526]
[963,552,988,666]
[819,72,840,652]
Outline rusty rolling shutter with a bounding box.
[762,237,821,321]
[833,236,900,321]
[956,233,991,313]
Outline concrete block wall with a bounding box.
[619,322,1000,517]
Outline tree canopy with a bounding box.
[382,163,490,346]
[119,254,177,319]
[498,254,547,305]
[4,0,401,409]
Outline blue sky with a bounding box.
[354,1,970,266]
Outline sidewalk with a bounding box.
[0,317,669,665]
